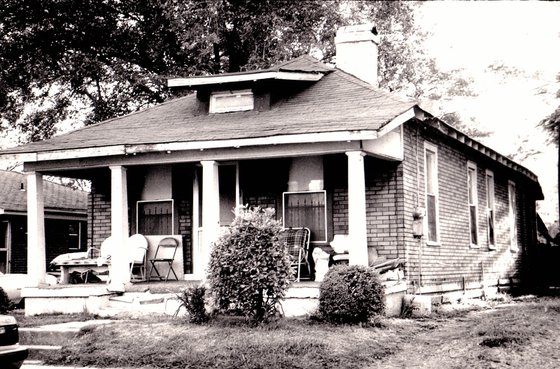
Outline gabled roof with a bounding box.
[0,170,87,214]
[0,56,415,156]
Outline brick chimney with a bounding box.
[335,23,380,87]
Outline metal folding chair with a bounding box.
[148,237,179,281]
[128,234,149,282]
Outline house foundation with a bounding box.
[21,286,118,316]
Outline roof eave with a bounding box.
[4,131,379,163]
[167,70,324,88]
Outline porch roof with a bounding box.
[0,170,87,214]
[0,61,415,157]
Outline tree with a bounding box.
[539,73,560,223]
[0,0,184,143]
[0,0,471,144]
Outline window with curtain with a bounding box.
[137,200,174,235]
[467,162,478,246]
[424,143,439,244]
[283,191,326,242]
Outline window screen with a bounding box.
[283,191,327,242]
[137,200,174,235]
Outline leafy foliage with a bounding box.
[319,265,385,324]
[208,206,291,323]
[540,72,560,144]
[0,287,13,313]
[0,1,474,144]
[177,286,209,324]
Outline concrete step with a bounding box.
[98,292,183,317]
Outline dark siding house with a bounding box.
[0,23,543,297]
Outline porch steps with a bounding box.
[281,282,321,317]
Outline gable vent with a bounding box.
[209,90,254,113]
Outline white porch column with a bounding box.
[201,160,220,278]
[346,151,369,266]
[109,165,129,290]
[26,172,46,286]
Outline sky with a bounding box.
[417,1,560,225]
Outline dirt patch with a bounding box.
[368,297,560,369]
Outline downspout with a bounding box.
[415,123,423,291]
[90,187,95,250]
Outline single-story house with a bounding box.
[0,170,87,301]
[0,170,87,274]
[0,24,543,297]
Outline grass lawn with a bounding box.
[22,295,560,369]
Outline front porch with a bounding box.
[24,148,404,289]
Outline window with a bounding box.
[283,191,327,243]
[0,221,9,274]
[209,90,254,113]
[467,162,478,247]
[68,222,82,250]
[137,200,174,235]
[424,143,439,244]
[486,170,495,249]
[508,181,518,252]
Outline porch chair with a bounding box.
[127,234,149,282]
[148,237,180,281]
[279,227,311,282]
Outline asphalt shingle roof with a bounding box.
[0,56,415,155]
[0,170,87,213]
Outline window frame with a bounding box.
[209,89,254,113]
[485,169,496,249]
[424,142,440,245]
[136,199,175,235]
[467,161,479,248]
[282,190,328,243]
[67,221,82,251]
[508,180,518,252]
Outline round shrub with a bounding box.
[318,265,385,324]
[208,207,292,323]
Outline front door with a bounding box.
[0,221,11,273]
[191,163,240,278]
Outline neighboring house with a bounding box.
[0,24,543,296]
[0,170,87,274]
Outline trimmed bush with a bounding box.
[177,286,209,324]
[208,207,292,323]
[319,265,385,324]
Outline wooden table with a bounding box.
[57,259,109,284]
